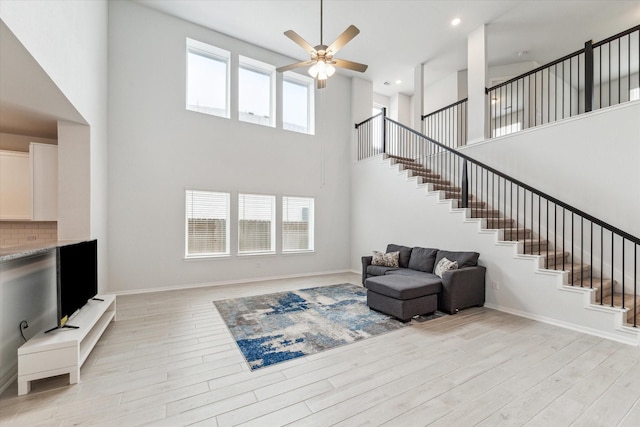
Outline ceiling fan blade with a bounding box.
[276,61,313,73]
[333,58,368,73]
[327,25,360,54]
[284,30,315,54]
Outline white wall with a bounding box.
[423,72,459,116]
[0,0,109,291]
[57,122,91,241]
[461,101,640,237]
[107,1,352,292]
[390,93,412,127]
[373,92,390,112]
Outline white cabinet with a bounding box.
[0,150,31,220]
[0,144,58,221]
[30,143,58,221]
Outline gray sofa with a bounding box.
[362,244,486,320]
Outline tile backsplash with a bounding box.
[0,221,57,247]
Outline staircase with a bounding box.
[387,153,640,327]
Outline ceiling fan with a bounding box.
[276,0,368,89]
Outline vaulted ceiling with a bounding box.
[135,0,640,96]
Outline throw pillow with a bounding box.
[371,250,400,268]
[434,257,458,278]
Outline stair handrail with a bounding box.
[355,110,384,129]
[381,115,640,246]
[421,98,469,120]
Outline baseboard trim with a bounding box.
[0,365,17,395]
[484,302,639,347]
[109,269,355,296]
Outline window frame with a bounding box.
[238,193,276,256]
[238,56,276,127]
[186,38,230,119]
[283,72,315,135]
[184,189,231,259]
[282,196,315,253]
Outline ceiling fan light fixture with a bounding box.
[308,60,335,80]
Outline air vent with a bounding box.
[383,81,391,86]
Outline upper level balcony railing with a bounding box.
[487,25,639,138]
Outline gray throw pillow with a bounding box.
[386,244,412,268]
[408,247,439,272]
[435,250,479,268]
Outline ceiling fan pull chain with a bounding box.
[320,0,323,46]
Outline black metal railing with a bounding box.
[355,109,385,160]
[356,116,640,326]
[421,98,468,148]
[487,25,639,138]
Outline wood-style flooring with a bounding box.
[2,272,640,426]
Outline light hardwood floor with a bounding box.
[2,272,640,426]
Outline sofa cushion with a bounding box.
[367,265,398,276]
[372,250,400,267]
[365,274,442,300]
[386,244,413,268]
[434,257,458,278]
[435,250,479,269]
[408,247,439,272]
[386,268,437,279]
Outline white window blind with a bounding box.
[238,194,275,254]
[283,196,314,252]
[186,38,230,118]
[185,190,230,257]
[239,56,275,127]
[283,73,314,134]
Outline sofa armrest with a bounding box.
[439,265,486,314]
[361,256,373,286]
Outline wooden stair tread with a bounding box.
[573,277,612,290]
[470,210,501,218]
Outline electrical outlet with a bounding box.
[492,280,499,290]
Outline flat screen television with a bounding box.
[47,239,98,332]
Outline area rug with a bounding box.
[213,283,412,370]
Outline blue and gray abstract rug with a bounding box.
[213,283,410,370]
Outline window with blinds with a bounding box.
[185,190,230,258]
[238,193,275,254]
[282,196,314,252]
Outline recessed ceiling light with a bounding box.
[395,80,402,84]
[451,18,461,26]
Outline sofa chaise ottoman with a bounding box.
[365,274,442,321]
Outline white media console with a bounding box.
[17,294,116,395]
